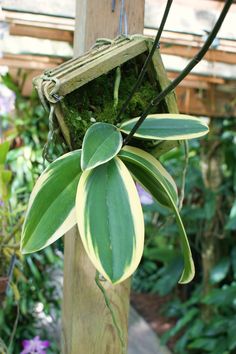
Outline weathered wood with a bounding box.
[43,38,147,101]
[74,0,144,55]
[62,230,130,354]
[62,1,144,354]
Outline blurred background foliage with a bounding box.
[0,74,62,353]
[0,74,236,353]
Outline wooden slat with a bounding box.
[175,85,236,117]
[0,53,63,70]
[42,38,147,100]
[3,10,75,26]
[160,41,236,65]
[144,29,236,52]
[9,23,74,43]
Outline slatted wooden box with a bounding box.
[34,36,179,156]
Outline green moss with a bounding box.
[61,54,167,149]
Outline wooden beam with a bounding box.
[0,53,63,70]
[160,41,236,65]
[62,2,144,354]
[144,29,236,51]
[8,23,74,43]
[175,85,236,117]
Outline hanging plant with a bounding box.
[21,113,209,284]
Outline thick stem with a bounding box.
[123,0,233,145]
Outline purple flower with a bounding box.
[21,336,50,354]
[0,84,15,115]
[136,183,153,205]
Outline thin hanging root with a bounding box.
[42,104,55,163]
[113,66,121,108]
[95,271,125,353]
[179,140,189,211]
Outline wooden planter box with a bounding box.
[34,36,179,156]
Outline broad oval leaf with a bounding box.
[81,122,123,171]
[119,114,209,140]
[119,146,194,284]
[76,157,144,284]
[21,150,82,254]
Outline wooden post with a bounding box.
[62,1,144,353]
[74,0,144,56]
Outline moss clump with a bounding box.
[61,54,167,149]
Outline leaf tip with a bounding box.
[178,266,195,284]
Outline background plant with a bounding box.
[132,118,236,354]
[0,75,62,353]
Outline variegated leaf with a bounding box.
[81,122,123,171]
[120,114,209,140]
[76,157,144,284]
[21,150,82,253]
[119,146,194,284]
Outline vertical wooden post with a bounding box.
[62,2,144,354]
[74,0,144,56]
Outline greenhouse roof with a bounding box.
[1,0,235,117]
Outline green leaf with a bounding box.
[119,146,194,284]
[0,141,11,165]
[81,122,123,171]
[228,321,236,350]
[210,258,230,284]
[76,157,144,284]
[226,200,236,230]
[21,150,82,253]
[188,337,223,352]
[162,308,198,344]
[231,247,236,280]
[0,169,12,201]
[203,284,236,306]
[119,114,209,140]
[119,146,178,208]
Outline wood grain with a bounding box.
[62,229,130,354]
[74,0,144,56]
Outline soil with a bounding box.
[131,291,178,351]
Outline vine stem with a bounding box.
[178,141,189,211]
[123,0,233,145]
[116,0,173,122]
[95,271,125,353]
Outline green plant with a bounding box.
[21,114,208,285]
[135,118,236,354]
[0,76,62,353]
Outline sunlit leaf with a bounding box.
[21,150,82,253]
[0,141,11,165]
[119,146,194,284]
[120,114,209,140]
[76,157,144,284]
[81,122,123,171]
[226,200,236,230]
[210,258,230,284]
